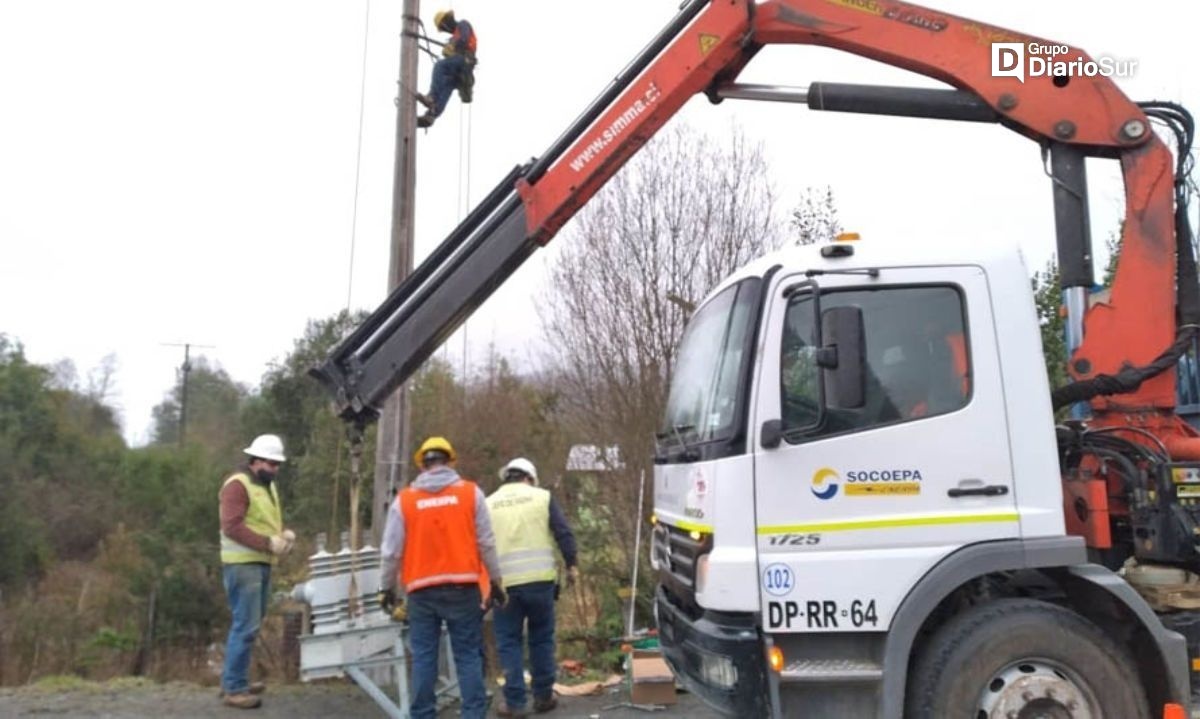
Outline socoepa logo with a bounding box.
[811,467,840,500]
[991,42,1137,83]
[811,466,923,500]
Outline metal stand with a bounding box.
[301,622,459,719]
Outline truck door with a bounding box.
[751,265,1019,633]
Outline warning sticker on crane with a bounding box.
[698,33,720,56]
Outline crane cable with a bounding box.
[458,100,473,382]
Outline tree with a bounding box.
[790,185,842,246]
[246,310,374,540]
[1102,221,1125,289]
[0,336,56,588]
[1032,258,1069,392]
[541,122,781,628]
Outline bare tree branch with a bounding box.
[539,122,782,584]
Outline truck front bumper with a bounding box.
[654,586,770,716]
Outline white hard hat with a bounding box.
[499,457,538,485]
[243,434,287,462]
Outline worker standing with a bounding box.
[378,436,504,719]
[218,434,295,710]
[416,9,477,128]
[487,458,579,716]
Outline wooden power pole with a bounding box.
[372,0,420,544]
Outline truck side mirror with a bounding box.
[821,306,866,409]
[760,419,783,449]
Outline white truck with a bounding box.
[650,238,1192,717]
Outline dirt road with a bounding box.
[0,677,724,718]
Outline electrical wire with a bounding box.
[1084,426,1171,462]
[346,0,374,312]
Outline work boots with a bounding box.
[533,695,558,713]
[218,682,265,709]
[219,682,265,698]
[222,692,262,709]
[417,112,436,129]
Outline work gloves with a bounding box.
[441,43,456,58]
[485,581,507,610]
[378,588,408,622]
[555,566,580,601]
[268,529,297,556]
[268,535,289,555]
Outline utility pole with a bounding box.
[372,0,420,544]
[162,342,214,446]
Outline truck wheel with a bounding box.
[906,598,1148,719]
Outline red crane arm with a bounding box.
[521,0,1178,415]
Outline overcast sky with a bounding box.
[1,0,1195,446]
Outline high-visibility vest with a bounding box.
[487,482,556,589]
[452,21,477,55]
[399,479,482,593]
[220,472,282,565]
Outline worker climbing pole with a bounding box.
[413,9,477,129]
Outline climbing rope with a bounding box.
[332,0,372,576]
[458,103,473,382]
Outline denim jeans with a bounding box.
[428,54,467,117]
[493,581,557,710]
[221,562,271,694]
[407,584,487,719]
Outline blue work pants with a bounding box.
[407,584,487,719]
[221,562,271,695]
[428,54,468,117]
[493,581,557,710]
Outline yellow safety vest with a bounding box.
[220,472,282,565]
[487,482,557,588]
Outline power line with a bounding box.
[346,0,374,311]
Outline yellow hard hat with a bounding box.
[414,436,457,469]
[433,10,455,29]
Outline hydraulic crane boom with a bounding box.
[313,0,1194,456]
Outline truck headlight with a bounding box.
[698,648,738,689]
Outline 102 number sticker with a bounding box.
[762,563,794,597]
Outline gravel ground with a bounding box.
[0,678,723,718]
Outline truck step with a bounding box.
[780,658,883,683]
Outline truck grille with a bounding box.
[652,523,712,617]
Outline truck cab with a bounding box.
[652,238,1187,717]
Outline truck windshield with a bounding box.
[661,279,760,446]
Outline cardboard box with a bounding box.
[630,654,677,705]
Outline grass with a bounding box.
[25,675,162,694]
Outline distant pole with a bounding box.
[162,342,213,447]
[179,344,191,447]
[373,0,420,545]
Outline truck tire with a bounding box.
[906,598,1149,719]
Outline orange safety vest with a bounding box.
[398,478,483,593]
[452,22,477,55]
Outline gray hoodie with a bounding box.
[379,465,501,593]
